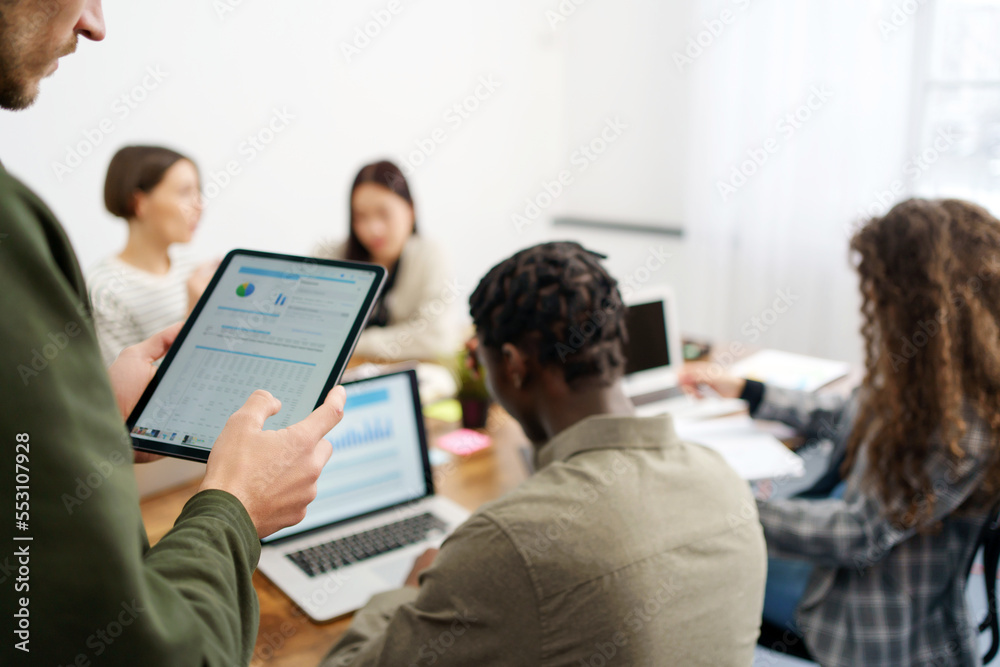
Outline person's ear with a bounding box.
[406,203,416,234]
[500,342,528,390]
[131,191,148,221]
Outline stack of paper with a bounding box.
[674,414,805,481]
[729,349,850,393]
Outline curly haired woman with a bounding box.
[681,198,1000,667]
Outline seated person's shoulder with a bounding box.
[665,437,761,517]
[500,436,755,533]
[431,511,527,585]
[402,235,449,268]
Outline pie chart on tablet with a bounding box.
[236,282,255,297]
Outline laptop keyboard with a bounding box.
[287,512,447,578]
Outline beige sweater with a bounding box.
[312,235,460,363]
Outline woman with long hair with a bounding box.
[314,160,457,363]
[682,198,1000,666]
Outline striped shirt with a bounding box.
[86,253,199,366]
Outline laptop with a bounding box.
[622,287,746,420]
[258,369,470,621]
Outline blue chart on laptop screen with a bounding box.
[265,373,429,542]
[130,256,377,451]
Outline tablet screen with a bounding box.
[128,251,384,459]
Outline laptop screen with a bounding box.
[263,370,432,543]
[623,300,671,375]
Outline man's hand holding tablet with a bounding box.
[116,249,387,538]
[126,250,386,462]
[201,386,344,538]
[110,326,350,538]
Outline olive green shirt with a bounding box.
[0,163,261,666]
[322,414,767,666]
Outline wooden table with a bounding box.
[139,406,530,667]
[139,356,858,665]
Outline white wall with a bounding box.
[0,0,570,314]
[1,0,885,364]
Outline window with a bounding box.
[913,0,1000,214]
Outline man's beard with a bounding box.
[0,44,37,111]
[0,4,77,111]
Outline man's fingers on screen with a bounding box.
[292,386,347,443]
[235,389,282,429]
[312,437,334,470]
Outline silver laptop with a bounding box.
[622,287,746,420]
[258,369,470,621]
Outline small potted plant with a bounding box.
[454,348,491,429]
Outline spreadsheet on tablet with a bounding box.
[130,255,379,452]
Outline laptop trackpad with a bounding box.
[372,554,413,587]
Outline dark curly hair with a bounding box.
[469,241,629,387]
[844,198,1000,526]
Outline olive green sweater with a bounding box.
[0,162,261,666]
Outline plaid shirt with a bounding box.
[755,385,994,667]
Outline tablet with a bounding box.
[127,249,387,462]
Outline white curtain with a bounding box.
[680,0,923,365]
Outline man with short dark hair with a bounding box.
[0,2,344,665]
[321,242,767,666]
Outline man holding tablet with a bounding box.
[0,2,352,665]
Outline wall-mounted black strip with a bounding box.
[552,216,684,238]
